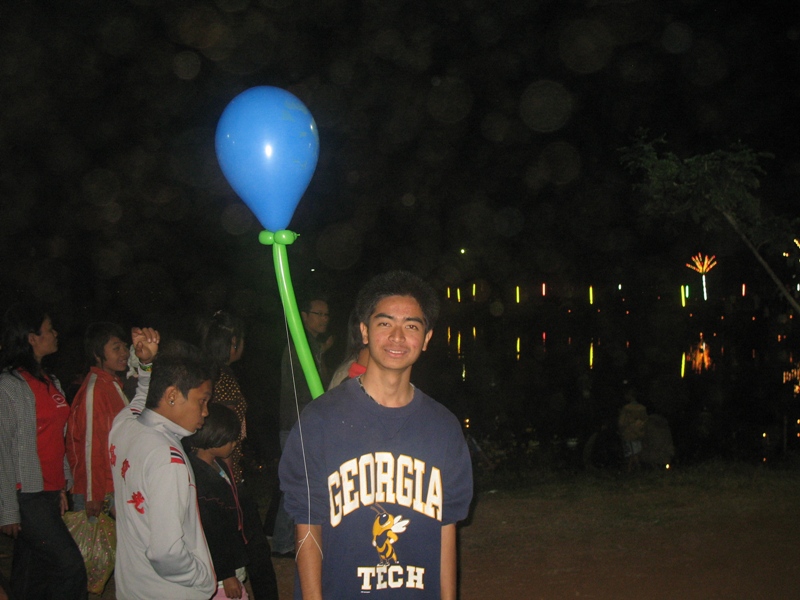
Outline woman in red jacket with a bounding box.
[0,303,87,599]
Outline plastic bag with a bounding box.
[63,510,116,595]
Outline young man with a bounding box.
[66,322,131,519]
[109,330,216,600]
[280,271,473,599]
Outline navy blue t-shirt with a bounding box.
[279,377,473,598]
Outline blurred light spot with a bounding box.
[493,207,524,237]
[384,105,424,145]
[173,51,202,80]
[329,58,355,85]
[47,135,86,174]
[559,19,613,74]
[215,0,250,12]
[316,223,362,270]
[178,6,227,50]
[401,193,416,207]
[520,80,573,133]
[102,202,123,224]
[617,48,658,83]
[82,169,120,207]
[661,22,693,54]
[427,76,473,124]
[683,39,728,87]
[93,244,127,279]
[471,12,504,47]
[489,301,504,317]
[221,204,254,236]
[99,15,141,57]
[480,112,510,143]
[540,141,582,185]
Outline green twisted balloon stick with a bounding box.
[259,230,324,399]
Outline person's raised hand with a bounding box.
[132,327,160,364]
[321,335,335,354]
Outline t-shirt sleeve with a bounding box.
[278,410,329,525]
[442,415,473,525]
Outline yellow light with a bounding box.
[589,286,594,305]
[461,363,466,381]
[665,464,670,470]
[460,248,466,254]
[542,282,546,296]
[680,285,686,308]
[516,337,521,361]
[457,332,461,355]
[516,286,520,304]
[472,326,477,340]
[446,287,451,299]
[457,288,461,303]
[589,341,594,369]
[447,327,451,345]
[681,352,685,378]
[472,283,476,299]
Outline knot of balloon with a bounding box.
[259,230,298,246]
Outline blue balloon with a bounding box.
[215,86,319,231]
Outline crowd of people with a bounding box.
[0,270,476,600]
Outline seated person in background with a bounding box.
[109,331,216,600]
[185,404,251,600]
[66,322,131,518]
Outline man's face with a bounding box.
[302,300,330,338]
[167,380,212,433]
[99,335,130,375]
[360,295,432,373]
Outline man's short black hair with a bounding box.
[183,403,240,450]
[298,294,328,314]
[355,271,440,332]
[84,322,127,366]
[145,341,215,410]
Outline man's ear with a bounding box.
[360,322,369,346]
[422,329,433,352]
[161,385,180,408]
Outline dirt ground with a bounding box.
[2,467,798,599]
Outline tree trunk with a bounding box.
[722,211,800,314]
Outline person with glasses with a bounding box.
[272,297,333,557]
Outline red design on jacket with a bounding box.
[109,444,117,467]
[127,491,145,514]
[121,459,130,480]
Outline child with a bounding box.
[184,403,250,600]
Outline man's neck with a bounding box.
[360,367,414,408]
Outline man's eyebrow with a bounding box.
[372,313,425,324]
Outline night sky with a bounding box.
[2,2,800,443]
